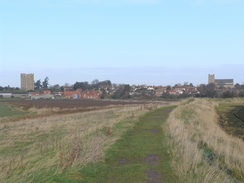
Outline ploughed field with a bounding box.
[3,99,147,110]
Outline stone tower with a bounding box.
[208,74,215,84]
[21,73,34,91]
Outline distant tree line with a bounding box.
[73,79,112,91]
[34,77,49,90]
[0,86,20,91]
[2,78,244,100]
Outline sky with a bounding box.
[0,0,244,87]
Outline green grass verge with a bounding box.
[78,106,178,183]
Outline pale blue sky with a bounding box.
[0,0,244,87]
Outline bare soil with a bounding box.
[3,99,146,110]
[146,169,162,183]
[146,155,160,166]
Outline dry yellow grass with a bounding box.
[0,103,170,182]
[166,98,244,183]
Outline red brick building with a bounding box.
[63,89,82,99]
[43,90,51,94]
[81,91,100,99]
[167,90,180,95]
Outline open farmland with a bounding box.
[1,98,244,182]
[0,99,177,182]
[0,99,158,122]
[0,103,27,117]
[3,99,148,110]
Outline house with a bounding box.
[31,94,54,100]
[155,86,167,97]
[43,90,51,94]
[63,86,74,91]
[28,91,54,100]
[12,93,28,99]
[185,87,198,95]
[0,93,12,98]
[147,86,155,91]
[167,90,179,95]
[155,89,165,97]
[63,89,82,99]
[28,92,40,98]
[174,86,186,93]
[81,91,100,99]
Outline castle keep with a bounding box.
[21,73,34,91]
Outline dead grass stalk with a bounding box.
[166,98,244,182]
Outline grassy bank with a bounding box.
[167,98,244,183]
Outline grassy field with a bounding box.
[0,103,27,117]
[0,103,171,182]
[1,98,244,182]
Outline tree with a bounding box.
[34,79,42,90]
[42,77,49,89]
[49,84,61,92]
[206,83,217,98]
[235,83,241,89]
[90,79,100,90]
[198,84,207,97]
[239,91,244,97]
[167,85,171,90]
[184,82,189,86]
[112,88,123,99]
[105,80,112,86]
[100,88,107,99]
[122,84,130,96]
[222,91,235,98]
[91,79,99,85]
[73,82,89,91]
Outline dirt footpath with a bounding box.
[80,106,179,183]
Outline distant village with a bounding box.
[0,73,244,100]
